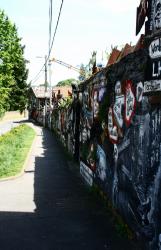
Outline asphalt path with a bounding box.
[0,118,27,136]
[0,123,142,250]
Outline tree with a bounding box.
[78,49,113,82]
[0,10,28,114]
[56,78,79,87]
[78,51,98,81]
[0,87,10,117]
[78,64,88,81]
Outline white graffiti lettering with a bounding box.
[149,38,161,59]
[152,60,161,77]
[144,80,161,93]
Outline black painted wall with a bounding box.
[51,45,161,249]
[79,47,161,250]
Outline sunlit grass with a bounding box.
[0,124,36,178]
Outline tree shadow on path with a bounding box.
[0,127,142,250]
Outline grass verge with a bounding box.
[0,124,36,178]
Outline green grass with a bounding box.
[0,124,36,178]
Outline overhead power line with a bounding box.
[31,0,64,85]
[49,0,53,52]
[30,64,45,85]
[48,0,64,58]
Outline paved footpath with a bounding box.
[0,124,142,250]
[0,118,27,136]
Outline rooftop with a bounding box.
[31,86,72,99]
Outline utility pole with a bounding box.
[48,60,52,129]
[43,55,48,127]
[36,55,48,127]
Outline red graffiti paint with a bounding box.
[125,80,136,127]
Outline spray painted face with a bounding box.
[155,0,161,29]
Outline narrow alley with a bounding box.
[0,123,140,250]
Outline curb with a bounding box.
[0,130,37,182]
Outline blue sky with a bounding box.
[1,0,141,86]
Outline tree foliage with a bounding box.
[0,10,28,115]
[78,63,88,81]
[78,51,97,81]
[0,87,10,117]
[56,78,79,87]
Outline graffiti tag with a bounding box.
[144,80,161,93]
[113,95,124,128]
[108,107,118,143]
[149,38,161,59]
[136,82,144,102]
[125,80,136,126]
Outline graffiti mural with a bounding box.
[145,0,161,35]
[79,80,96,173]
[79,66,161,249]
[125,80,136,126]
[152,0,161,31]
[50,31,161,250]
[103,87,160,249]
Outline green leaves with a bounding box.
[0,87,10,117]
[57,78,79,86]
[0,10,28,114]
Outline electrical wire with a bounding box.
[48,0,52,52]
[31,0,64,85]
[30,64,45,85]
[32,0,53,85]
[48,0,64,58]
[31,67,44,85]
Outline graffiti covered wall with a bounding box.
[50,44,161,249]
[47,0,161,248]
[51,89,80,160]
[79,47,161,250]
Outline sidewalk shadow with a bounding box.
[12,119,30,124]
[0,127,143,250]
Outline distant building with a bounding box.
[106,35,145,67]
[28,85,72,121]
